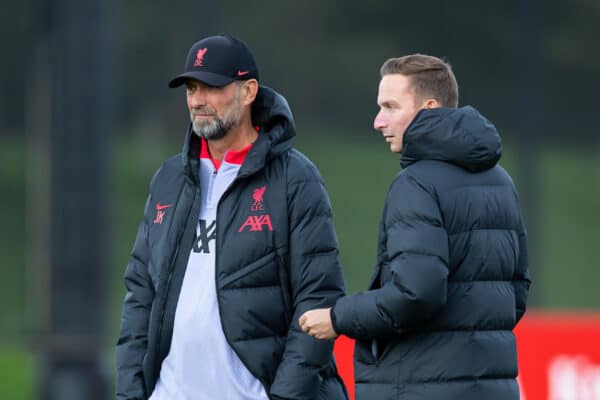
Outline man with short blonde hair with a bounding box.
[301,53,530,400]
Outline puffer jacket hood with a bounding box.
[251,85,296,154]
[181,85,295,179]
[401,106,502,172]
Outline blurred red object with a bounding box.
[333,335,355,400]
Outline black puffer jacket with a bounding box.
[332,106,530,400]
[116,86,347,400]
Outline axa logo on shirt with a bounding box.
[238,186,273,232]
[153,203,173,224]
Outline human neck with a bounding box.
[206,122,258,161]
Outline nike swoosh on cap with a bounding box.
[237,70,249,76]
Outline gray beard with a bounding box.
[191,89,243,140]
[192,116,236,140]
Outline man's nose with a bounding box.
[188,89,207,108]
[374,111,386,131]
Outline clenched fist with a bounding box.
[298,308,338,340]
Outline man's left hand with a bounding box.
[298,308,338,340]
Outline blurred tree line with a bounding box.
[2,0,599,145]
[0,0,598,328]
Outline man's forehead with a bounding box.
[380,74,412,89]
[377,91,396,105]
[378,75,414,99]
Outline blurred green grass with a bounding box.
[1,132,599,397]
[538,149,600,307]
[0,348,34,399]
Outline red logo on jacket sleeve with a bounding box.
[153,203,173,224]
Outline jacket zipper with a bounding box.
[213,175,274,394]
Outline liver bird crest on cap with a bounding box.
[193,48,208,67]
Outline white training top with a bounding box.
[150,140,268,400]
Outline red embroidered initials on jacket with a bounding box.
[238,215,273,232]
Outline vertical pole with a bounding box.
[28,0,112,398]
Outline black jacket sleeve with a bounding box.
[333,172,449,340]
[269,158,346,400]
[116,194,155,400]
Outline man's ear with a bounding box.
[241,79,259,105]
[423,98,441,109]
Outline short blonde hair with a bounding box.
[380,54,459,108]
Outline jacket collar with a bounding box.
[400,106,502,172]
